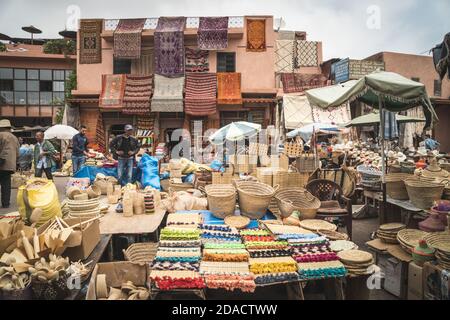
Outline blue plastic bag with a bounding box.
[210,160,225,173]
[183,173,195,184]
[138,154,161,190]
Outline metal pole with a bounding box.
[379,96,387,224]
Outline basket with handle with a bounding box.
[297,154,319,172]
[205,184,237,219]
[235,181,279,219]
[287,167,309,188]
[272,169,288,189]
[212,170,233,185]
[275,188,321,219]
[385,173,415,200]
[256,167,273,186]
[404,178,445,210]
[284,141,303,158]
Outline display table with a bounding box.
[74,165,139,183]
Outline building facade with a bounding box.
[0,43,75,140]
[71,16,323,152]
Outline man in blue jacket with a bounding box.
[72,125,89,175]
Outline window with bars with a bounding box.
[217,52,236,73]
[113,59,132,74]
[434,79,442,97]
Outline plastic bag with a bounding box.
[210,160,225,173]
[138,153,161,190]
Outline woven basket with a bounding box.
[205,184,237,219]
[440,163,450,172]
[272,170,288,189]
[297,154,318,172]
[284,141,303,158]
[256,168,273,186]
[275,188,320,219]
[169,182,194,192]
[123,242,159,264]
[385,173,415,200]
[212,171,233,185]
[235,181,279,219]
[404,179,445,210]
[400,162,416,174]
[287,168,309,188]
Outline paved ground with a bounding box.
[0,176,397,300]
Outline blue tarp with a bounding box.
[74,166,138,183]
[138,154,161,190]
[175,210,276,229]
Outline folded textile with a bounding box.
[246,19,266,52]
[151,261,200,271]
[159,240,201,248]
[248,249,292,258]
[151,74,184,112]
[150,270,205,290]
[204,275,256,293]
[293,252,339,263]
[254,272,299,285]
[217,72,242,105]
[185,48,209,72]
[240,229,271,236]
[122,74,153,115]
[198,17,228,50]
[297,261,347,280]
[249,257,298,275]
[203,243,246,250]
[113,18,146,59]
[99,74,126,110]
[200,224,234,232]
[185,73,217,116]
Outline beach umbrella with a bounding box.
[287,123,340,142]
[44,124,78,140]
[208,121,261,145]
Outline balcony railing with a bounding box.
[104,16,245,31]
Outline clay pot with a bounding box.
[419,212,446,232]
[412,239,435,266]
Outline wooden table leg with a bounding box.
[334,278,345,300]
[286,282,305,300]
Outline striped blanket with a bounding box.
[185,73,217,116]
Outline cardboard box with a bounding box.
[380,245,411,299]
[408,262,423,300]
[423,262,450,300]
[86,261,149,300]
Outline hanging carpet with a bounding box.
[281,73,329,94]
[113,18,146,59]
[217,72,242,105]
[185,73,217,116]
[79,19,103,64]
[246,19,266,52]
[123,75,153,115]
[151,74,185,112]
[185,48,209,72]
[99,74,126,110]
[275,40,295,73]
[296,40,319,67]
[198,17,228,50]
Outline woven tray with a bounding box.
[199,261,250,274]
[425,233,450,254]
[337,250,373,264]
[379,223,406,232]
[297,260,345,270]
[329,240,358,252]
[224,216,250,229]
[299,219,337,232]
[318,230,349,241]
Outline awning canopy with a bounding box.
[344,112,426,128]
[306,71,438,129]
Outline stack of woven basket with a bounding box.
[425,233,450,269]
[66,197,101,219]
[337,250,375,276]
[376,223,406,244]
[396,229,429,253]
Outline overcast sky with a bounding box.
[1,0,448,60]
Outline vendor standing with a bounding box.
[33,130,56,180]
[0,119,20,208]
[72,125,89,175]
[109,125,141,185]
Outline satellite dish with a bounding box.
[274,17,286,31]
[21,25,42,44]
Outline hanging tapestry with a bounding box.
[246,19,266,52]
[154,17,186,77]
[123,75,153,115]
[296,40,319,67]
[185,73,217,116]
[151,74,184,112]
[281,73,329,94]
[79,19,103,64]
[99,74,126,110]
[283,95,314,130]
[113,18,146,59]
[217,72,242,105]
[95,112,106,153]
[311,103,351,126]
[275,40,295,73]
[185,48,209,72]
[131,47,153,75]
[383,110,399,140]
[198,17,228,50]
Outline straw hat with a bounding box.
[0,119,12,128]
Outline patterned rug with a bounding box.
[99,74,126,110]
[151,74,185,112]
[296,40,319,67]
[131,47,153,74]
[246,19,266,52]
[154,17,186,77]
[185,48,209,72]
[281,73,329,93]
[123,75,153,115]
[79,19,103,64]
[217,72,242,105]
[185,73,217,116]
[275,40,295,73]
[113,18,146,59]
[283,95,314,129]
[311,103,351,125]
[95,112,106,153]
[198,17,228,50]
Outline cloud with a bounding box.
[0,0,448,59]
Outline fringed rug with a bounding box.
[283,95,314,130]
[217,72,242,105]
[154,17,186,77]
[198,17,228,50]
[281,73,329,93]
[99,74,126,110]
[185,73,217,116]
[113,18,146,59]
[123,75,153,115]
[95,112,106,153]
[79,19,103,64]
[151,74,184,112]
[185,48,209,72]
[275,40,295,73]
[296,40,319,67]
[246,19,266,52]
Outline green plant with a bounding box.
[55,106,65,124]
[65,71,77,102]
[0,43,6,52]
[43,39,76,55]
